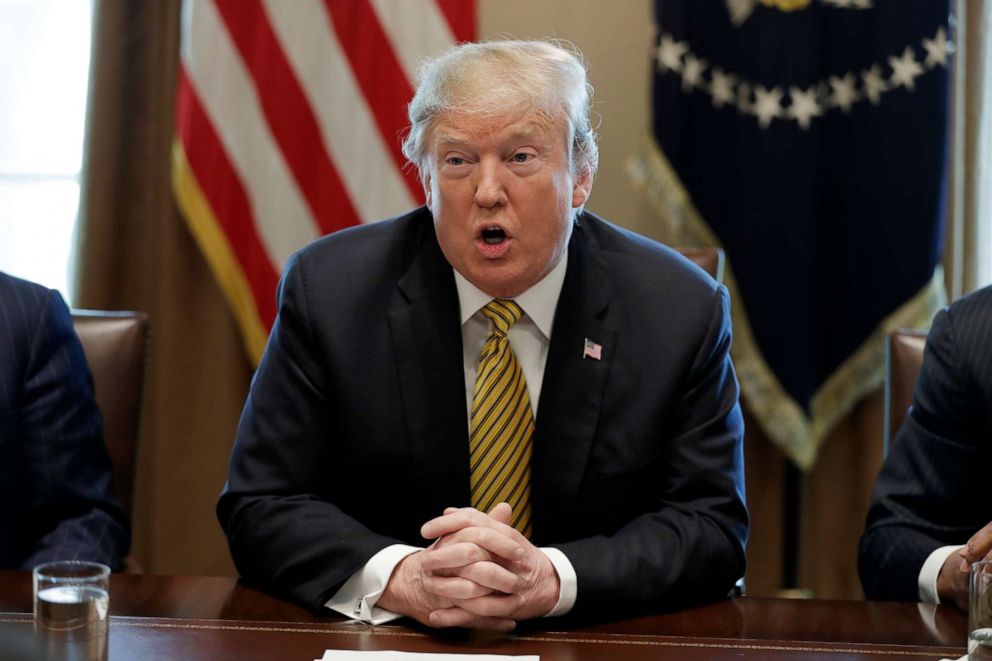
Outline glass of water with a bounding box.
[33,560,110,661]
[971,560,992,660]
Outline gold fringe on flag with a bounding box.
[171,141,269,367]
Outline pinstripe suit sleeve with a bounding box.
[0,275,129,570]
[859,286,992,601]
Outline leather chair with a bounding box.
[883,328,927,454]
[675,246,725,283]
[71,311,150,516]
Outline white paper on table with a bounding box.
[317,651,538,661]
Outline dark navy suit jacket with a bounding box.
[218,208,748,618]
[860,285,992,600]
[0,272,129,570]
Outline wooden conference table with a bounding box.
[0,572,968,660]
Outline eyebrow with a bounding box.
[434,132,471,147]
[434,126,547,151]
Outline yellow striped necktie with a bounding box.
[469,299,534,538]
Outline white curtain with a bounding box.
[948,0,992,296]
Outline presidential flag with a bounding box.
[172,0,475,365]
[631,0,951,467]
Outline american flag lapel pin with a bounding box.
[583,338,602,361]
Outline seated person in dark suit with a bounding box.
[860,284,992,610]
[0,271,129,570]
[218,39,747,630]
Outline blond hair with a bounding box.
[402,39,599,180]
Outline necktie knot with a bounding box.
[481,299,523,338]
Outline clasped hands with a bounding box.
[377,502,560,630]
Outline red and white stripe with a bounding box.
[173,0,474,364]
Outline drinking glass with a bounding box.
[33,560,110,661]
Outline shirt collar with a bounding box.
[453,252,568,340]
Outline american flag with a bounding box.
[583,338,602,361]
[172,0,475,365]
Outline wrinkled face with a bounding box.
[424,109,592,299]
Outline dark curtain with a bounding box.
[74,0,250,576]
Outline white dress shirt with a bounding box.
[918,544,965,603]
[326,255,577,623]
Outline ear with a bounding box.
[422,171,434,209]
[571,166,593,208]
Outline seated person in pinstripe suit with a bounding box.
[0,271,129,570]
[860,284,992,610]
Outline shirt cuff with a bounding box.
[324,544,420,624]
[540,546,577,617]
[919,545,964,603]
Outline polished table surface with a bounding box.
[0,572,968,660]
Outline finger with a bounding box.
[425,558,522,595]
[422,508,521,542]
[963,523,992,563]
[447,525,524,561]
[422,514,525,561]
[488,502,513,525]
[421,542,493,573]
[429,607,516,631]
[455,560,523,594]
[421,507,488,538]
[451,593,523,618]
[422,574,495,600]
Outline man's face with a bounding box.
[424,109,592,299]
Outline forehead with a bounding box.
[430,109,565,150]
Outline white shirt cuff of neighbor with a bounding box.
[325,544,420,624]
[540,547,577,617]
[919,545,964,603]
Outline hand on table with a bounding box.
[377,503,560,631]
[938,521,992,611]
[937,551,969,611]
[420,503,560,629]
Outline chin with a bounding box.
[472,272,524,299]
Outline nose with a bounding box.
[473,157,507,209]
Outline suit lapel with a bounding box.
[532,218,615,540]
[387,221,470,509]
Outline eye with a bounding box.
[511,152,534,163]
[446,156,465,166]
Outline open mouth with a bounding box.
[481,227,507,245]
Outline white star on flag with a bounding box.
[861,64,889,105]
[786,86,822,130]
[828,73,859,113]
[682,54,708,91]
[753,85,784,129]
[656,34,689,74]
[710,68,737,108]
[726,0,758,26]
[888,47,924,91]
[922,26,951,68]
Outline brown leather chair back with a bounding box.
[884,328,927,454]
[675,246,725,283]
[71,311,149,514]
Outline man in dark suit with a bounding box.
[860,284,992,610]
[218,39,747,629]
[0,271,129,570]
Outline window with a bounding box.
[0,0,93,303]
